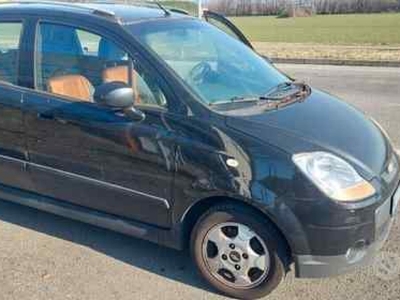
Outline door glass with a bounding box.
[0,22,22,85]
[35,22,166,107]
[77,30,102,56]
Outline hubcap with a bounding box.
[229,251,241,263]
[201,222,270,289]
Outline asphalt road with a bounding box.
[0,64,399,300]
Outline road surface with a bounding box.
[0,64,399,300]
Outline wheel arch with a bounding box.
[180,196,294,266]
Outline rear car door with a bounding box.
[0,19,33,191]
[203,10,254,50]
[23,20,175,227]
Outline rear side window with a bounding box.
[0,22,22,85]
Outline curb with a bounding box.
[271,58,400,68]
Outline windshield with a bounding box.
[127,19,288,106]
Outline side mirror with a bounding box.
[94,82,145,121]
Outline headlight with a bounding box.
[293,152,376,202]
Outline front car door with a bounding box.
[23,19,175,227]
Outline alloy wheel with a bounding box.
[201,222,270,289]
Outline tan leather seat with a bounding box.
[102,66,141,104]
[48,74,92,102]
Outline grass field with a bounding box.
[2,11,400,61]
[230,13,400,45]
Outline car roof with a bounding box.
[0,1,190,24]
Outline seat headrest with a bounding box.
[40,24,83,55]
[98,39,126,61]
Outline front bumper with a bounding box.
[294,183,399,278]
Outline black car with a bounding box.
[0,2,399,299]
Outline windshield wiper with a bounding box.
[209,82,311,107]
[209,96,269,106]
[264,81,311,100]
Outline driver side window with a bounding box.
[35,22,166,108]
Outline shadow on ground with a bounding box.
[0,200,215,294]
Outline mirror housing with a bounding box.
[94,82,145,121]
[94,81,134,109]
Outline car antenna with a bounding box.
[152,1,171,16]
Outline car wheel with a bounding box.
[190,203,288,300]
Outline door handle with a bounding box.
[37,112,55,120]
[37,112,68,124]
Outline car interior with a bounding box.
[35,23,163,106]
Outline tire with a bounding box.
[190,203,288,300]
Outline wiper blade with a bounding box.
[209,82,310,107]
[210,96,265,106]
[265,81,311,101]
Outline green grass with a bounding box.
[230,13,400,45]
[2,12,399,47]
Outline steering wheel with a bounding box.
[188,61,212,86]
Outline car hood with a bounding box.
[225,89,389,179]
